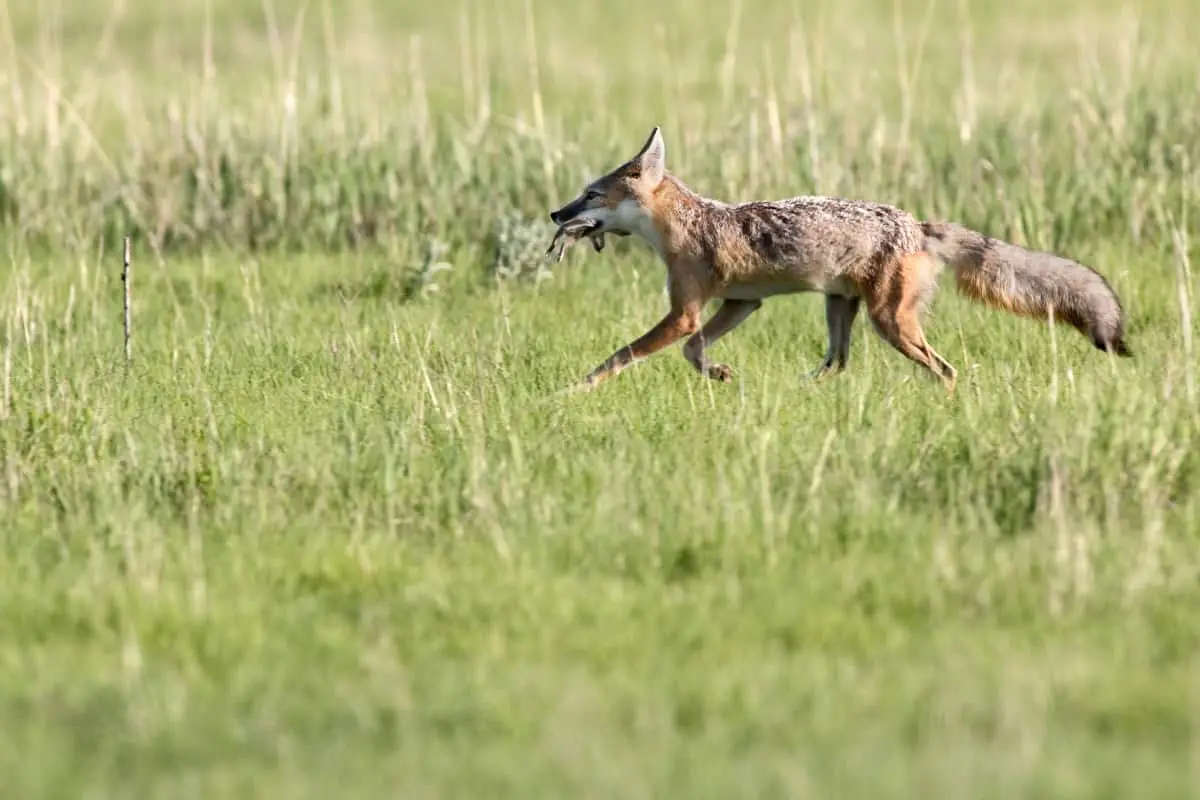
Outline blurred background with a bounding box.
[2,0,1193,271]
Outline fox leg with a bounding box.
[865,253,958,393]
[868,310,958,393]
[578,304,703,390]
[683,299,761,382]
[809,294,861,379]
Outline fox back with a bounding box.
[549,128,928,298]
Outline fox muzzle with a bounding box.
[549,197,589,225]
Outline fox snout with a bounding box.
[550,199,584,225]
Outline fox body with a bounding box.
[549,127,1131,392]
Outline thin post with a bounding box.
[122,236,132,367]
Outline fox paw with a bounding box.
[807,361,842,381]
[565,382,594,395]
[706,363,734,383]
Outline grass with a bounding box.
[2,0,1199,796]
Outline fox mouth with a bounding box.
[546,217,605,261]
[559,216,601,235]
[545,206,636,263]
[558,216,604,245]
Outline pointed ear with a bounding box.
[633,126,666,185]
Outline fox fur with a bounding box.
[548,126,1131,392]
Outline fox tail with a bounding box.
[921,221,1132,357]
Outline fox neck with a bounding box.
[614,199,666,262]
[636,173,706,263]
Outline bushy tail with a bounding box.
[921,221,1132,357]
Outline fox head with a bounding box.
[549,127,668,245]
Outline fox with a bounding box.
[548,126,1132,393]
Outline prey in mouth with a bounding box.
[544,217,607,264]
[544,183,637,264]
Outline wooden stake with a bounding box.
[122,236,132,367]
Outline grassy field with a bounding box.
[2,0,1199,796]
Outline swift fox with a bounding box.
[548,127,1132,393]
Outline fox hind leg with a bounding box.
[866,253,957,393]
[868,310,958,392]
[810,294,862,379]
[683,299,761,382]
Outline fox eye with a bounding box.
[585,190,604,201]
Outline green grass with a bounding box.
[2,0,1199,797]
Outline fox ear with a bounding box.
[633,126,666,185]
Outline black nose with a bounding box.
[549,210,562,224]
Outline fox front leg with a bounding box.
[576,306,703,390]
[682,299,761,382]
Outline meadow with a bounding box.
[1,0,1199,796]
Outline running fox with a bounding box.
[548,127,1132,393]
